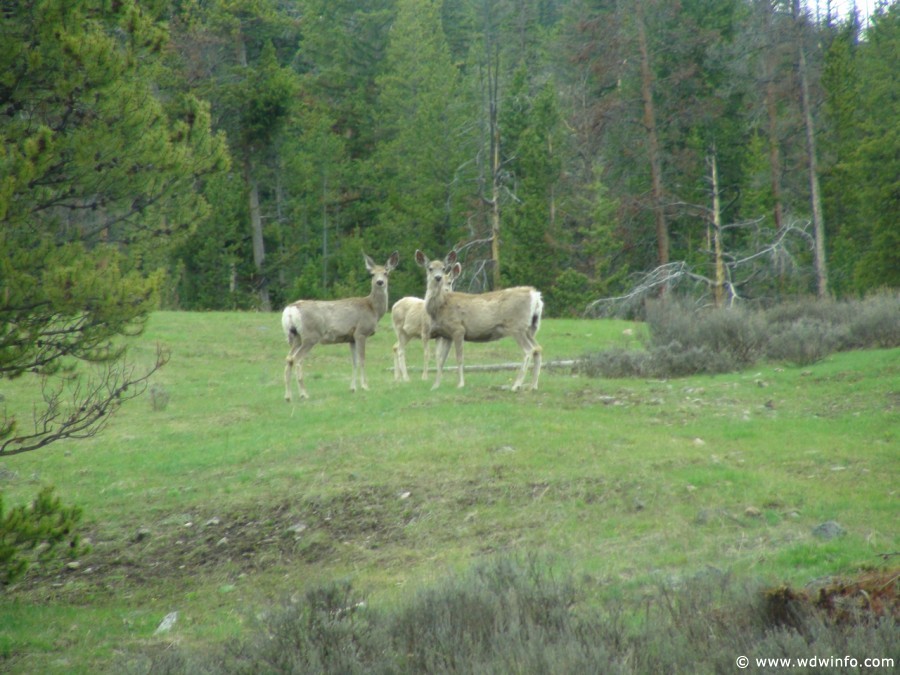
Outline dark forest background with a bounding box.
[3,0,898,318]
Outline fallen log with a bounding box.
[389,359,577,373]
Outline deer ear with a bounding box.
[386,250,400,271]
[363,253,376,272]
[451,262,462,278]
[415,250,428,267]
[445,250,457,265]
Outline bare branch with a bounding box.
[0,344,169,457]
[585,219,813,317]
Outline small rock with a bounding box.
[399,491,411,500]
[66,561,81,571]
[216,537,229,547]
[744,506,762,518]
[812,521,846,540]
[692,437,706,446]
[154,612,178,635]
[205,517,221,527]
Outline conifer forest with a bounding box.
[3,0,899,319]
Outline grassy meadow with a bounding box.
[1,310,898,672]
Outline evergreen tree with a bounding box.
[1,0,226,455]
[502,74,564,294]
[166,0,300,310]
[372,0,469,298]
[821,13,864,294]
[841,3,900,291]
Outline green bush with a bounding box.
[0,486,84,586]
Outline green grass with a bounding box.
[0,311,897,673]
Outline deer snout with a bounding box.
[434,274,443,284]
[376,279,385,286]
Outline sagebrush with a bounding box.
[580,293,900,378]
[131,557,899,674]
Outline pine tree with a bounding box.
[1,0,226,455]
[372,0,469,297]
[0,488,84,585]
[837,3,900,292]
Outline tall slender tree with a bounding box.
[793,0,829,298]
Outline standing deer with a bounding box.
[415,249,543,391]
[282,251,399,401]
[391,262,459,382]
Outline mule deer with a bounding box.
[282,251,399,400]
[415,249,543,391]
[391,263,459,382]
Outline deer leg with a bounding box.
[397,334,410,382]
[349,341,359,392]
[289,342,315,400]
[284,351,295,402]
[421,337,430,380]
[530,344,543,390]
[357,337,369,390]
[285,335,307,401]
[432,337,452,390]
[454,337,465,388]
[511,334,535,392]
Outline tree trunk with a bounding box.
[488,40,502,291]
[762,2,785,232]
[794,1,829,298]
[236,28,270,310]
[709,150,726,308]
[636,1,669,268]
[245,154,271,311]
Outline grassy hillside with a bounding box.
[1,311,897,672]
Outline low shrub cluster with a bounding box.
[129,557,898,674]
[0,486,84,586]
[580,292,900,378]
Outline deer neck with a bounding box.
[424,283,448,318]
[369,282,389,319]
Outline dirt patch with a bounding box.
[7,486,418,601]
[765,569,899,628]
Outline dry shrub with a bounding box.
[580,293,899,379]
[127,560,899,675]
